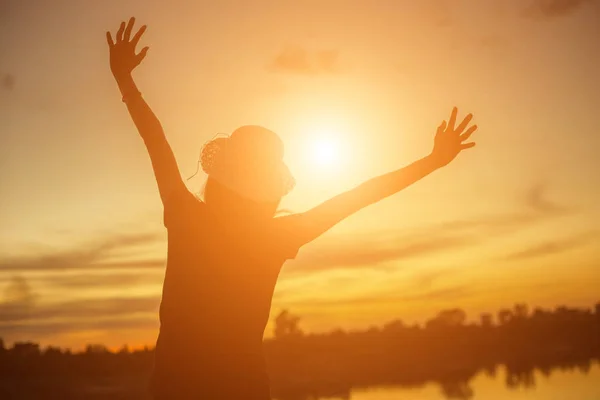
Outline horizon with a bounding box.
[1,0,600,351]
[2,300,599,352]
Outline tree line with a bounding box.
[1,302,599,399]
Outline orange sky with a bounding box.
[0,0,599,350]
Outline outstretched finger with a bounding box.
[116,21,126,42]
[131,25,147,47]
[124,17,135,42]
[456,113,473,133]
[448,107,458,131]
[460,142,476,150]
[437,120,447,134]
[106,32,114,48]
[460,125,478,142]
[135,46,149,65]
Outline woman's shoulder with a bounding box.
[164,189,207,229]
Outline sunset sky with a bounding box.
[1,0,599,350]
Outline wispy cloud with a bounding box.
[278,284,471,310]
[502,231,600,261]
[287,183,573,273]
[267,46,342,75]
[1,73,15,91]
[0,274,159,340]
[525,183,568,214]
[431,183,570,234]
[0,275,159,343]
[0,315,158,340]
[289,235,472,272]
[479,35,509,50]
[0,232,163,273]
[523,0,596,18]
[431,0,455,27]
[0,276,36,322]
[0,184,580,344]
[0,184,571,277]
[38,272,164,290]
[0,294,159,324]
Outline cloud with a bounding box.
[0,276,159,344]
[1,73,15,91]
[525,183,568,214]
[502,231,600,261]
[0,231,164,273]
[0,184,578,344]
[289,234,472,272]
[0,315,158,340]
[0,276,36,323]
[433,183,570,234]
[522,0,596,18]
[278,284,470,310]
[286,183,572,273]
[431,0,455,27]
[267,46,342,75]
[0,184,572,279]
[412,268,454,290]
[0,0,13,21]
[480,35,509,50]
[0,295,159,324]
[0,274,159,344]
[38,272,164,290]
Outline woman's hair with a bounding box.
[194,126,295,218]
[199,136,229,176]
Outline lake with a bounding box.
[347,364,600,400]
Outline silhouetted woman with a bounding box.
[107,17,478,400]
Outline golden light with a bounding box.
[285,108,364,188]
[311,136,340,166]
[301,119,348,173]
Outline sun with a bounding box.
[312,137,340,166]
[298,118,351,175]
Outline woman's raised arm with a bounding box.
[288,107,478,246]
[107,17,186,206]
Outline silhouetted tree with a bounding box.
[480,313,493,328]
[426,308,467,328]
[383,319,405,333]
[497,308,514,325]
[43,346,62,357]
[1,302,599,400]
[12,342,40,358]
[513,303,529,320]
[85,344,109,354]
[274,310,304,339]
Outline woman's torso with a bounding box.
[151,192,300,397]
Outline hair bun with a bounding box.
[200,136,229,175]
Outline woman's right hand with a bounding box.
[430,107,478,168]
[106,17,148,80]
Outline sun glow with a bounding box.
[312,136,340,166]
[303,121,349,172]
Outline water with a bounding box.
[349,364,600,400]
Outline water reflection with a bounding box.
[322,363,600,400]
[267,305,600,400]
[272,361,600,400]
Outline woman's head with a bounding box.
[200,125,295,218]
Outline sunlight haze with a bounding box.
[0,0,599,350]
